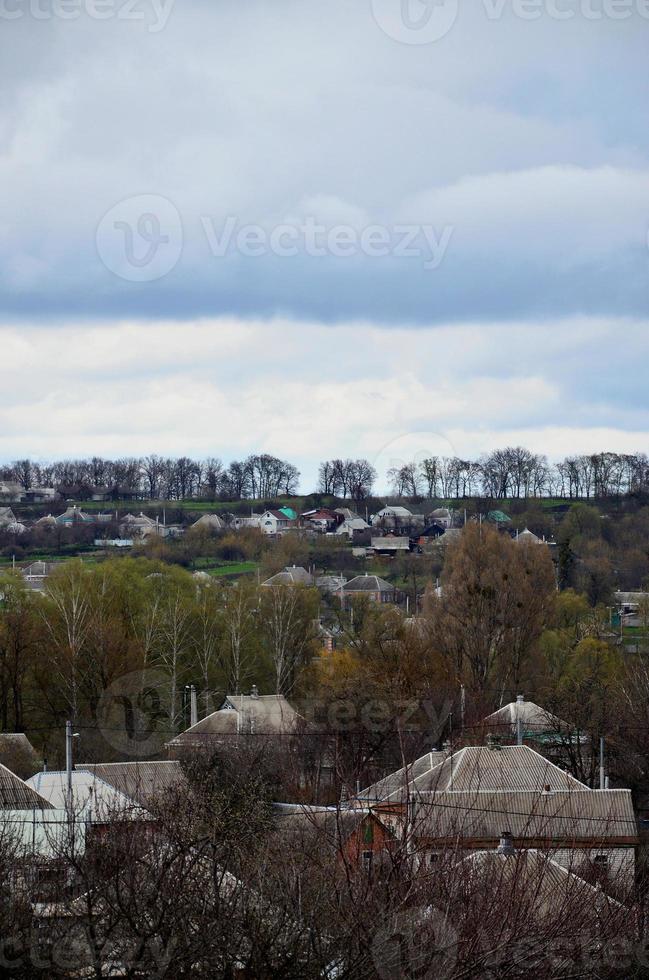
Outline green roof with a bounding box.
[487,510,511,523]
[279,507,297,520]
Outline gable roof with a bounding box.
[0,762,53,809]
[515,527,542,543]
[77,761,185,808]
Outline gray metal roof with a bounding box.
[27,771,146,820]
[0,763,53,809]
[386,746,589,803]
[356,751,450,804]
[170,695,302,744]
[78,761,184,807]
[459,849,624,918]
[412,789,637,842]
[262,566,313,587]
[483,700,569,734]
[344,575,395,593]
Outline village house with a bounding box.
[261,565,314,587]
[371,506,425,532]
[482,695,570,740]
[191,513,225,532]
[360,744,638,886]
[75,761,184,809]
[370,536,411,556]
[167,690,304,755]
[273,804,394,872]
[259,509,297,535]
[21,560,60,592]
[335,516,371,540]
[343,575,398,604]
[0,506,17,527]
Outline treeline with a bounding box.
[387,448,649,499]
[0,453,301,501]
[3,448,649,502]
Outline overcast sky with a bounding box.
[1,1,648,490]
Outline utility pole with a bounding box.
[65,721,79,806]
[600,736,606,790]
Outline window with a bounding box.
[362,851,373,872]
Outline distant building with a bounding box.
[343,575,398,604]
[167,691,303,754]
[261,565,314,587]
[191,513,225,531]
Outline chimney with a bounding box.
[189,685,198,727]
[516,694,524,703]
[250,684,259,699]
[516,694,524,746]
[497,831,514,856]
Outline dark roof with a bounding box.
[344,575,395,593]
[273,805,384,850]
[0,762,53,809]
[78,761,184,807]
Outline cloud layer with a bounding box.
[2,315,648,490]
[0,1,647,473]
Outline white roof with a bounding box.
[26,771,147,821]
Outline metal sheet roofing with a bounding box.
[0,762,53,809]
[384,746,589,803]
[78,761,184,807]
[412,789,637,842]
